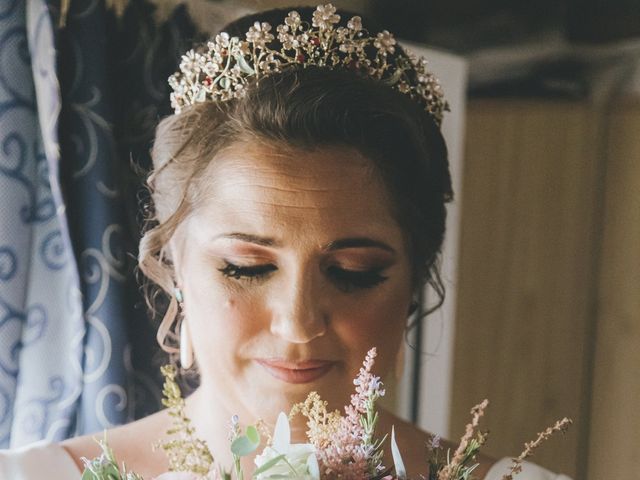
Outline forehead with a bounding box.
[187,141,403,243]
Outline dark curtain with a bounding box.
[48,0,199,434]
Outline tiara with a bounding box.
[168,4,449,125]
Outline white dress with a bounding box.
[0,441,572,479]
[484,457,573,480]
[0,441,81,479]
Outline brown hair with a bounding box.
[139,9,454,352]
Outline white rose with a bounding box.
[254,413,320,480]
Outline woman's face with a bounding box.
[172,140,414,427]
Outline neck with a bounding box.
[185,384,246,473]
[184,383,311,475]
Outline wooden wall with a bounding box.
[451,100,614,478]
[587,100,640,479]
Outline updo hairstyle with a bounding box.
[138,8,454,353]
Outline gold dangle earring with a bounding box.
[175,287,194,369]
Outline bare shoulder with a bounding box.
[378,409,499,479]
[60,408,171,478]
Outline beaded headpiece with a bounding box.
[168,4,449,125]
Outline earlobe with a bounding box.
[408,300,419,315]
[168,232,186,287]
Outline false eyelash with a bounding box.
[218,262,277,280]
[218,261,389,291]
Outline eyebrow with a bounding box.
[212,233,395,253]
[212,233,281,247]
[323,237,396,253]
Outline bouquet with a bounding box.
[81,348,571,480]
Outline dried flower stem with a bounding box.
[437,399,489,480]
[501,417,573,480]
[154,364,214,475]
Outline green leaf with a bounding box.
[81,470,97,480]
[235,54,255,75]
[231,426,261,456]
[252,454,287,477]
[391,426,407,480]
[246,425,260,445]
[106,464,121,477]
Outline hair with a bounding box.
[138,7,454,354]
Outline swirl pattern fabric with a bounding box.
[53,0,199,432]
[0,0,198,446]
[0,0,85,448]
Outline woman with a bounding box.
[0,5,572,479]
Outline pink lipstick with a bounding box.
[256,359,335,384]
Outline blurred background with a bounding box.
[1,0,638,478]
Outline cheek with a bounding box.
[333,289,409,375]
[204,295,255,337]
[186,277,267,366]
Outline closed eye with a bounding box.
[218,261,389,292]
[326,266,388,292]
[218,261,276,280]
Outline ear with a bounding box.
[168,224,188,287]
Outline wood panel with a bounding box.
[587,100,640,479]
[451,100,605,478]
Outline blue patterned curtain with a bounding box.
[0,0,198,447]
[0,0,85,448]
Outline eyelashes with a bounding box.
[325,265,388,291]
[217,261,388,291]
[218,262,277,280]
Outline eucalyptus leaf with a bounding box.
[231,426,261,456]
[246,425,260,445]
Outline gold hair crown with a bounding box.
[168,4,449,125]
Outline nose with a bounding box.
[269,266,328,343]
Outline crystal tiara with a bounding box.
[168,3,449,125]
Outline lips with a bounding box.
[256,359,335,384]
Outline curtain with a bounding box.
[0,0,84,448]
[0,0,198,447]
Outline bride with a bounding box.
[0,5,572,480]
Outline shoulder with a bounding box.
[377,408,499,479]
[0,440,80,479]
[61,408,172,478]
